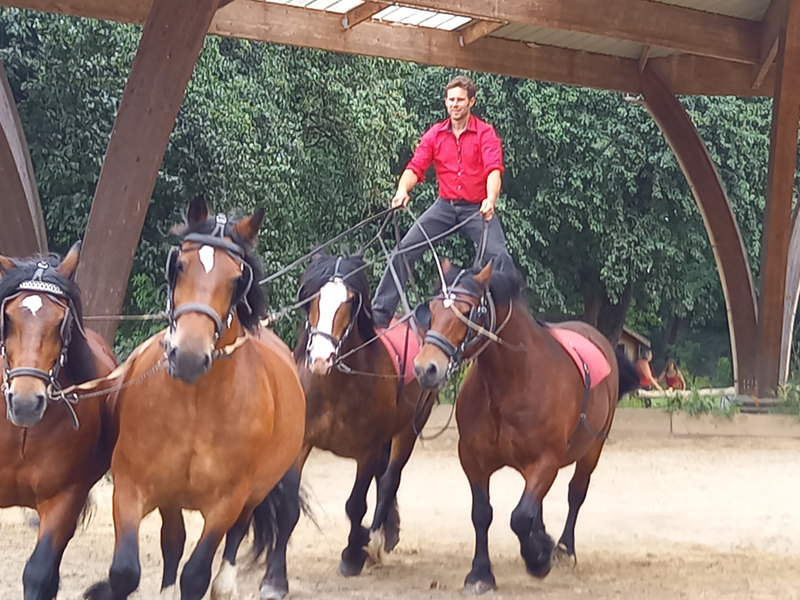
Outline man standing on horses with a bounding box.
[372,74,514,328]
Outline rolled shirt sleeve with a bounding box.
[480,125,505,177]
[405,126,436,182]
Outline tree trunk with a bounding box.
[580,268,633,347]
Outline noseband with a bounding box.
[0,261,82,428]
[424,270,496,378]
[166,214,254,341]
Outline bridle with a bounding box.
[303,257,363,366]
[423,269,497,380]
[0,261,83,428]
[166,214,254,342]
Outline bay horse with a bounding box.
[84,196,305,600]
[0,242,117,600]
[413,260,639,594]
[261,253,436,587]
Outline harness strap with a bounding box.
[5,367,51,383]
[567,360,607,451]
[171,302,225,336]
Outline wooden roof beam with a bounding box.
[0,0,774,96]
[753,0,788,89]
[395,0,760,64]
[341,1,388,30]
[458,20,504,47]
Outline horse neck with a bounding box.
[474,298,549,370]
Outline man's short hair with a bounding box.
[444,75,477,99]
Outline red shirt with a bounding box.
[406,115,504,203]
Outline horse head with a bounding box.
[414,259,494,390]
[0,242,89,427]
[165,195,265,384]
[297,254,372,376]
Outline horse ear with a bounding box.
[473,260,493,288]
[441,258,452,274]
[186,195,209,226]
[57,240,82,280]
[0,254,14,275]
[233,207,265,245]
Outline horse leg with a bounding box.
[179,497,245,600]
[510,460,560,579]
[554,438,605,565]
[158,506,186,598]
[460,450,496,595]
[259,465,305,600]
[339,454,381,577]
[23,486,86,600]
[209,509,251,600]
[367,426,419,560]
[83,480,144,600]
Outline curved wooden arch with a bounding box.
[640,63,758,395]
[0,59,47,257]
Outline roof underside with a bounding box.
[0,0,786,96]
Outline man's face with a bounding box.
[445,86,475,121]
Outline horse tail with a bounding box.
[250,467,314,560]
[616,347,640,400]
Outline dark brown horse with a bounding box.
[261,253,435,586]
[84,197,306,600]
[0,243,117,600]
[413,260,638,594]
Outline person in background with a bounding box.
[658,358,686,391]
[635,347,663,407]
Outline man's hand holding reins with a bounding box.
[480,198,496,221]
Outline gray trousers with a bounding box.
[372,198,514,326]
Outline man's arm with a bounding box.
[394,127,435,208]
[392,169,419,208]
[480,169,502,220]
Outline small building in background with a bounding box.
[617,326,651,361]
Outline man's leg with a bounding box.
[458,204,515,272]
[372,200,456,328]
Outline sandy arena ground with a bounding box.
[2,432,800,599]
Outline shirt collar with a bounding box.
[444,114,478,133]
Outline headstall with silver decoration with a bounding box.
[165,214,254,348]
[0,262,82,429]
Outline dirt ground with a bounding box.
[3,433,800,600]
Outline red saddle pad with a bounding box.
[375,318,421,385]
[548,327,611,389]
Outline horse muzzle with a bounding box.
[167,344,212,384]
[413,355,448,390]
[307,355,333,376]
[5,389,47,427]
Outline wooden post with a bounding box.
[640,64,759,395]
[756,0,800,396]
[0,59,47,257]
[76,0,220,343]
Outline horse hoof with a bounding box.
[366,528,384,565]
[83,581,113,600]
[338,558,365,577]
[463,581,496,595]
[384,526,400,553]
[552,543,577,567]
[260,581,288,600]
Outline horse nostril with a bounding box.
[35,394,46,413]
[203,354,212,373]
[426,363,438,377]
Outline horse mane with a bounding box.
[174,216,266,332]
[443,263,524,308]
[296,253,375,346]
[0,255,97,384]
